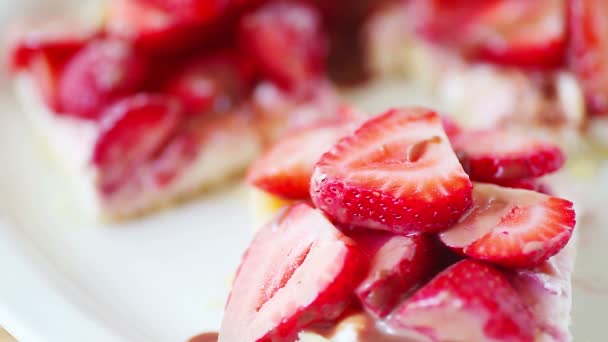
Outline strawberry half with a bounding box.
[386,259,536,342]
[246,121,354,200]
[219,203,365,342]
[568,0,608,115]
[310,108,473,234]
[452,129,565,182]
[164,51,252,116]
[439,183,575,268]
[57,38,148,120]
[351,232,437,318]
[93,94,184,195]
[239,1,328,90]
[464,0,566,69]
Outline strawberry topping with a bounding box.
[239,1,328,90]
[219,203,365,342]
[246,121,354,200]
[57,38,148,120]
[352,232,437,318]
[311,108,473,234]
[567,0,608,115]
[453,129,565,182]
[439,183,575,268]
[386,259,537,342]
[93,93,184,195]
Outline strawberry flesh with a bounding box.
[386,259,536,342]
[439,183,575,268]
[246,121,354,200]
[93,94,184,195]
[219,203,365,342]
[465,0,566,69]
[137,0,229,25]
[311,108,473,234]
[568,0,608,115]
[351,232,437,318]
[239,1,328,90]
[453,129,565,182]
[57,38,148,120]
[164,51,252,116]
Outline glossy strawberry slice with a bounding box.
[465,0,566,68]
[439,183,575,268]
[453,129,565,182]
[386,259,536,342]
[7,25,91,72]
[311,108,473,234]
[246,121,354,200]
[568,0,608,115]
[106,0,210,55]
[493,178,552,194]
[351,232,436,318]
[239,1,328,90]
[165,51,252,116]
[138,0,229,25]
[93,94,183,195]
[57,38,148,120]
[219,203,365,342]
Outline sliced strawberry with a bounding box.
[386,259,536,342]
[93,94,184,195]
[57,38,148,120]
[493,178,552,194]
[137,0,229,25]
[246,121,353,200]
[239,1,328,90]
[568,0,608,115]
[406,0,497,46]
[164,51,252,116]
[464,0,566,69]
[351,232,436,318]
[439,183,575,268]
[310,108,473,234]
[106,0,216,55]
[26,52,68,112]
[452,129,565,182]
[219,203,365,342]
[440,114,462,139]
[7,25,91,72]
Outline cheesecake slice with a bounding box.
[6,0,342,220]
[222,107,577,341]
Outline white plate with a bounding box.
[1,2,608,342]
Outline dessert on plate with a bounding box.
[6,0,350,219]
[363,0,603,143]
[224,107,577,341]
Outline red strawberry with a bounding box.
[493,178,552,195]
[246,121,354,200]
[239,1,328,90]
[568,0,608,115]
[93,94,184,195]
[465,0,566,69]
[351,232,436,318]
[452,129,565,182]
[386,259,536,342]
[57,38,148,120]
[164,51,252,116]
[106,0,213,55]
[219,203,365,342]
[440,114,462,139]
[7,25,91,72]
[26,52,68,112]
[310,108,473,234]
[439,183,575,268]
[137,0,229,25]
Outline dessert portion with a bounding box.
[364,0,595,136]
[6,0,349,219]
[221,107,577,341]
